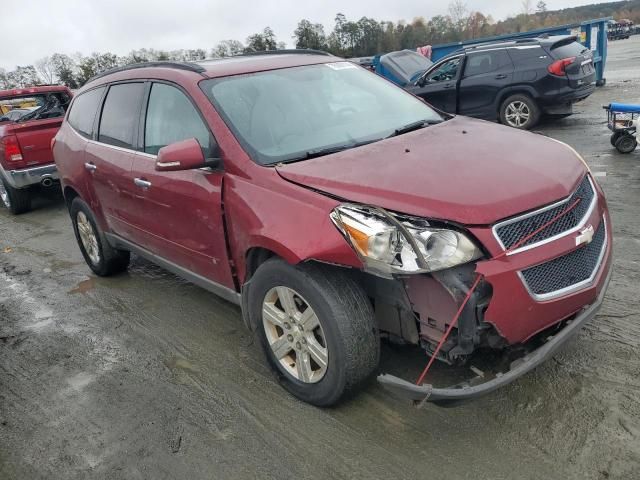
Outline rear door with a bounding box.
[85,82,145,237]
[458,49,514,119]
[129,82,234,287]
[408,56,463,113]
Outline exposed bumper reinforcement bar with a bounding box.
[1,164,59,189]
[378,268,611,407]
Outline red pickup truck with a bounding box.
[0,85,72,214]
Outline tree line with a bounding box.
[2,0,639,89]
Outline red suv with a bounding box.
[53,53,612,407]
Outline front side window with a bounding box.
[144,83,212,156]
[67,87,105,138]
[201,62,443,165]
[98,83,144,149]
[426,57,461,83]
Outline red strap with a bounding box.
[415,196,583,385]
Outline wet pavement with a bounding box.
[1,38,640,480]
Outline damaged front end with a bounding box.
[331,188,613,406]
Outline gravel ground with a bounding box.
[1,37,639,480]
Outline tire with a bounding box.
[247,258,379,406]
[70,197,130,276]
[614,134,638,154]
[0,177,31,215]
[499,94,540,130]
[610,131,624,146]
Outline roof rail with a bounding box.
[463,37,540,50]
[237,49,332,57]
[86,61,206,84]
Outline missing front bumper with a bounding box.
[378,267,611,407]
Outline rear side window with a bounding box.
[144,83,212,156]
[67,87,105,138]
[98,83,145,149]
[463,50,511,77]
[550,41,587,59]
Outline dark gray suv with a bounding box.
[407,35,596,129]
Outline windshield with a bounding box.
[0,92,71,123]
[201,62,443,165]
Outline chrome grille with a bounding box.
[520,218,606,300]
[494,175,595,252]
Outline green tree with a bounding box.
[76,53,118,86]
[51,53,78,89]
[245,27,278,52]
[0,68,10,89]
[293,19,328,50]
[213,40,244,57]
[6,66,41,88]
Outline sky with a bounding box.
[0,0,617,70]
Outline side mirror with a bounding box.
[417,75,431,87]
[155,138,221,172]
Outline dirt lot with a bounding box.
[1,37,640,480]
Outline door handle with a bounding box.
[495,74,508,79]
[134,178,151,189]
[84,162,97,172]
[443,83,455,89]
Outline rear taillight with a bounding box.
[547,56,576,76]
[1,135,23,164]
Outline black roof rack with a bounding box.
[462,38,542,50]
[237,49,332,57]
[86,61,206,84]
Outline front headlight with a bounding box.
[330,204,482,276]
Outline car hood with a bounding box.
[275,117,587,225]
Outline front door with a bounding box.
[129,82,234,288]
[408,56,463,113]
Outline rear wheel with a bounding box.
[614,134,637,154]
[499,94,540,130]
[0,178,31,215]
[70,197,130,276]
[248,258,379,406]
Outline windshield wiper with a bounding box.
[386,119,443,139]
[277,138,381,164]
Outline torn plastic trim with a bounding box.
[378,267,611,407]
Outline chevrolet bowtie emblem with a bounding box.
[576,225,595,246]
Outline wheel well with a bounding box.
[63,186,79,211]
[244,247,277,281]
[496,90,536,114]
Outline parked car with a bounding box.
[405,35,596,129]
[53,54,611,407]
[0,86,72,214]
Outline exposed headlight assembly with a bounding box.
[330,204,482,277]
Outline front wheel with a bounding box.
[0,178,31,215]
[610,131,624,146]
[248,258,379,406]
[499,94,540,130]
[615,134,637,154]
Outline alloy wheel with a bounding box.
[262,286,328,383]
[77,211,101,265]
[505,101,531,128]
[0,181,10,208]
